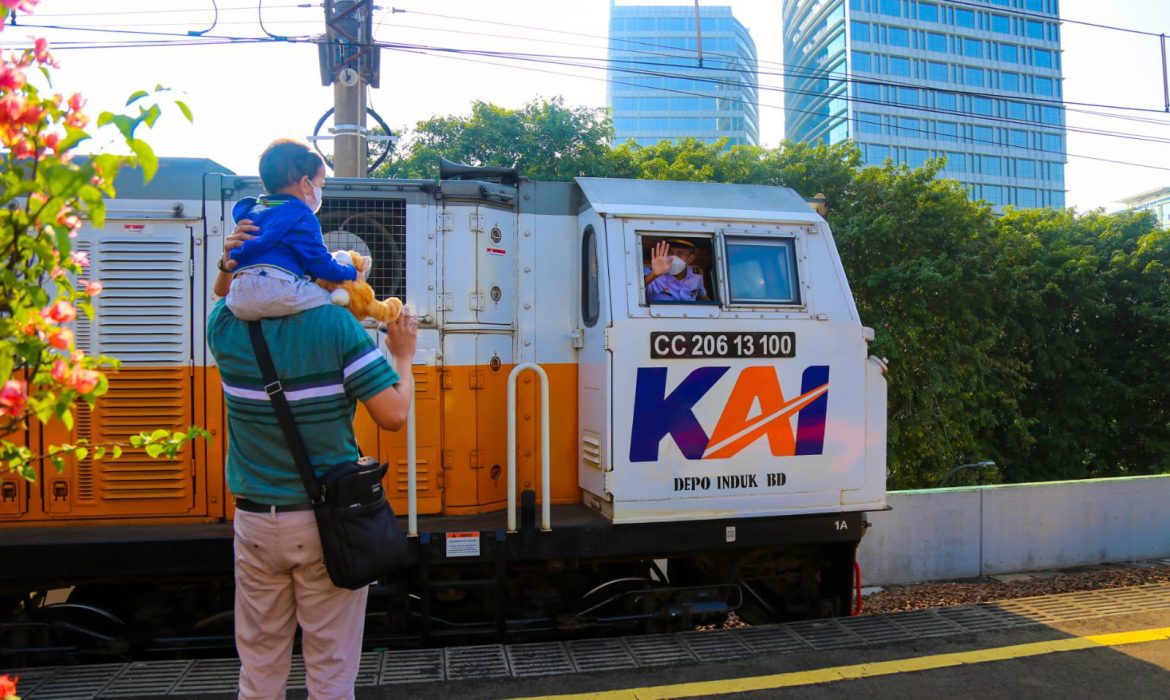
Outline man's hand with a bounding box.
[648,240,670,278]
[221,219,260,273]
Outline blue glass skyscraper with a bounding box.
[608,4,759,147]
[783,0,1066,209]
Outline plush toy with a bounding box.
[317,250,404,324]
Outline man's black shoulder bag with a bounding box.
[248,320,408,590]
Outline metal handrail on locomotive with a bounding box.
[0,157,887,656]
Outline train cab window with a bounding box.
[582,225,600,327]
[641,235,717,304]
[725,237,800,305]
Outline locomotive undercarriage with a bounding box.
[0,507,865,665]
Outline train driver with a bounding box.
[643,237,710,302]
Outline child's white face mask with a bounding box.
[307,181,324,214]
[668,256,687,275]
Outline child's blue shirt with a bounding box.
[228,194,357,282]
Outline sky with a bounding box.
[6,0,1170,211]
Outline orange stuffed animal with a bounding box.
[317,250,403,324]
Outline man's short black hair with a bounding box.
[258,139,324,193]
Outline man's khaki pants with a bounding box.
[234,508,368,700]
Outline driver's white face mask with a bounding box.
[668,256,687,275]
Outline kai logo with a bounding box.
[629,365,829,462]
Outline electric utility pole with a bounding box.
[319,0,380,177]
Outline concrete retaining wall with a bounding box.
[856,475,1170,586]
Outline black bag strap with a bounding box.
[247,320,322,504]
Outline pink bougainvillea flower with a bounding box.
[69,368,100,394]
[45,300,77,323]
[83,280,103,296]
[70,249,89,267]
[51,358,69,383]
[42,130,60,154]
[2,0,40,12]
[10,135,34,159]
[0,65,25,91]
[19,310,42,335]
[0,380,28,418]
[33,37,56,66]
[0,93,26,122]
[0,672,18,698]
[66,92,84,112]
[56,211,81,234]
[47,326,74,350]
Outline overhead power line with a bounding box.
[6,16,1169,171]
[379,17,1170,130]
[366,38,1170,172]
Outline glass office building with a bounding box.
[608,4,759,147]
[1119,187,1170,228]
[782,0,1066,209]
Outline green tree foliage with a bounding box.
[376,98,613,181]
[831,159,1022,488]
[989,208,1170,482]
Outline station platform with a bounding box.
[7,582,1170,699]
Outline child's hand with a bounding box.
[384,304,418,364]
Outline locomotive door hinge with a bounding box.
[469,292,485,312]
[469,370,484,390]
[440,371,454,390]
[438,213,453,233]
[570,328,584,349]
[604,327,613,351]
[439,293,454,311]
[436,470,446,490]
[442,450,455,471]
[469,449,483,470]
[603,470,615,497]
[469,212,483,233]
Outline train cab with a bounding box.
[572,177,887,524]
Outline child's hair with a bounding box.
[258,139,324,193]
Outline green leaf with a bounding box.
[128,138,158,182]
[94,446,106,460]
[175,99,193,123]
[129,435,144,447]
[125,90,150,106]
[145,444,164,458]
[140,103,161,129]
[112,445,123,459]
[75,447,88,461]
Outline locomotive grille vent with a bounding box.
[72,240,94,355]
[75,400,95,500]
[94,237,189,365]
[97,369,189,500]
[317,198,406,302]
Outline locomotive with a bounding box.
[0,157,887,658]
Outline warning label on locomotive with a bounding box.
[650,332,795,359]
[445,532,481,558]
